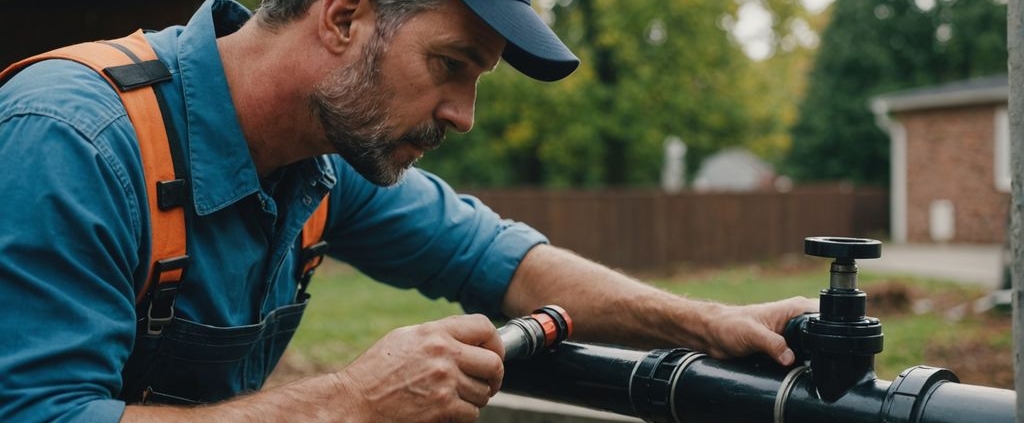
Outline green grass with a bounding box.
[286,259,1011,387]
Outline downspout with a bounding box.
[869,98,908,244]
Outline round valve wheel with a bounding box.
[804,236,881,260]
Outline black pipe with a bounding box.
[502,342,645,417]
[502,342,1015,423]
[502,238,1014,422]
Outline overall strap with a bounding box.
[297,196,330,300]
[1,30,189,336]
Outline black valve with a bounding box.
[800,236,884,402]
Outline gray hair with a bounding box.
[256,0,447,40]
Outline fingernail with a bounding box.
[779,350,795,366]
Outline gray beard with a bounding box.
[310,41,445,186]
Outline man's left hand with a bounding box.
[699,296,817,366]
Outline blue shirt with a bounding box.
[0,1,547,421]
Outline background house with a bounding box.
[872,75,1009,244]
[692,148,777,192]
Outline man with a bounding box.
[0,0,813,422]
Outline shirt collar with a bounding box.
[176,0,256,215]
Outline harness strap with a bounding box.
[1,30,189,335]
[298,196,330,299]
[2,30,333,324]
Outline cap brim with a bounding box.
[461,0,580,82]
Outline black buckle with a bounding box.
[296,241,329,301]
[146,255,189,336]
[156,179,188,210]
[102,60,172,91]
[300,241,329,266]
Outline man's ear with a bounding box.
[318,0,371,54]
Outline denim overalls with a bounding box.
[119,293,311,404]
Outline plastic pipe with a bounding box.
[502,342,1014,423]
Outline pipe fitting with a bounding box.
[498,305,573,361]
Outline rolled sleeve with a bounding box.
[459,210,548,315]
[324,160,548,317]
[56,401,125,423]
[0,66,144,423]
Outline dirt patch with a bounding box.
[922,314,1013,389]
[862,280,1012,389]
[864,280,918,315]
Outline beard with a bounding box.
[310,38,446,187]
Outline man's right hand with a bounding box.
[120,314,505,423]
[333,313,506,423]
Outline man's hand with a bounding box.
[120,314,504,423]
[698,296,817,366]
[334,314,505,423]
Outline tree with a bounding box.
[783,0,1008,186]
[422,1,810,188]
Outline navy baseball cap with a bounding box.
[460,0,580,82]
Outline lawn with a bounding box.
[273,257,1012,389]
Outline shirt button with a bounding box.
[302,195,313,205]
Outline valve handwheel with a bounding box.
[804,236,881,262]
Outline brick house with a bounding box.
[870,75,1009,244]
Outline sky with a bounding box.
[733,0,836,61]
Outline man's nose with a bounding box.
[435,85,477,133]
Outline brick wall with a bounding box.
[899,104,1010,243]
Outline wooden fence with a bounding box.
[464,185,889,270]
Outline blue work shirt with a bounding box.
[0,0,547,421]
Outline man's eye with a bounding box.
[441,56,464,73]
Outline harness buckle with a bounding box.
[296,241,329,301]
[146,255,189,336]
[300,240,329,266]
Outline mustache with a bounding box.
[396,122,447,151]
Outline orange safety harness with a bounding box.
[0,30,330,335]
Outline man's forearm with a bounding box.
[503,244,814,364]
[502,244,722,350]
[120,373,360,423]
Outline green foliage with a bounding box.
[237,0,259,11]
[783,0,1008,186]
[421,1,809,188]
